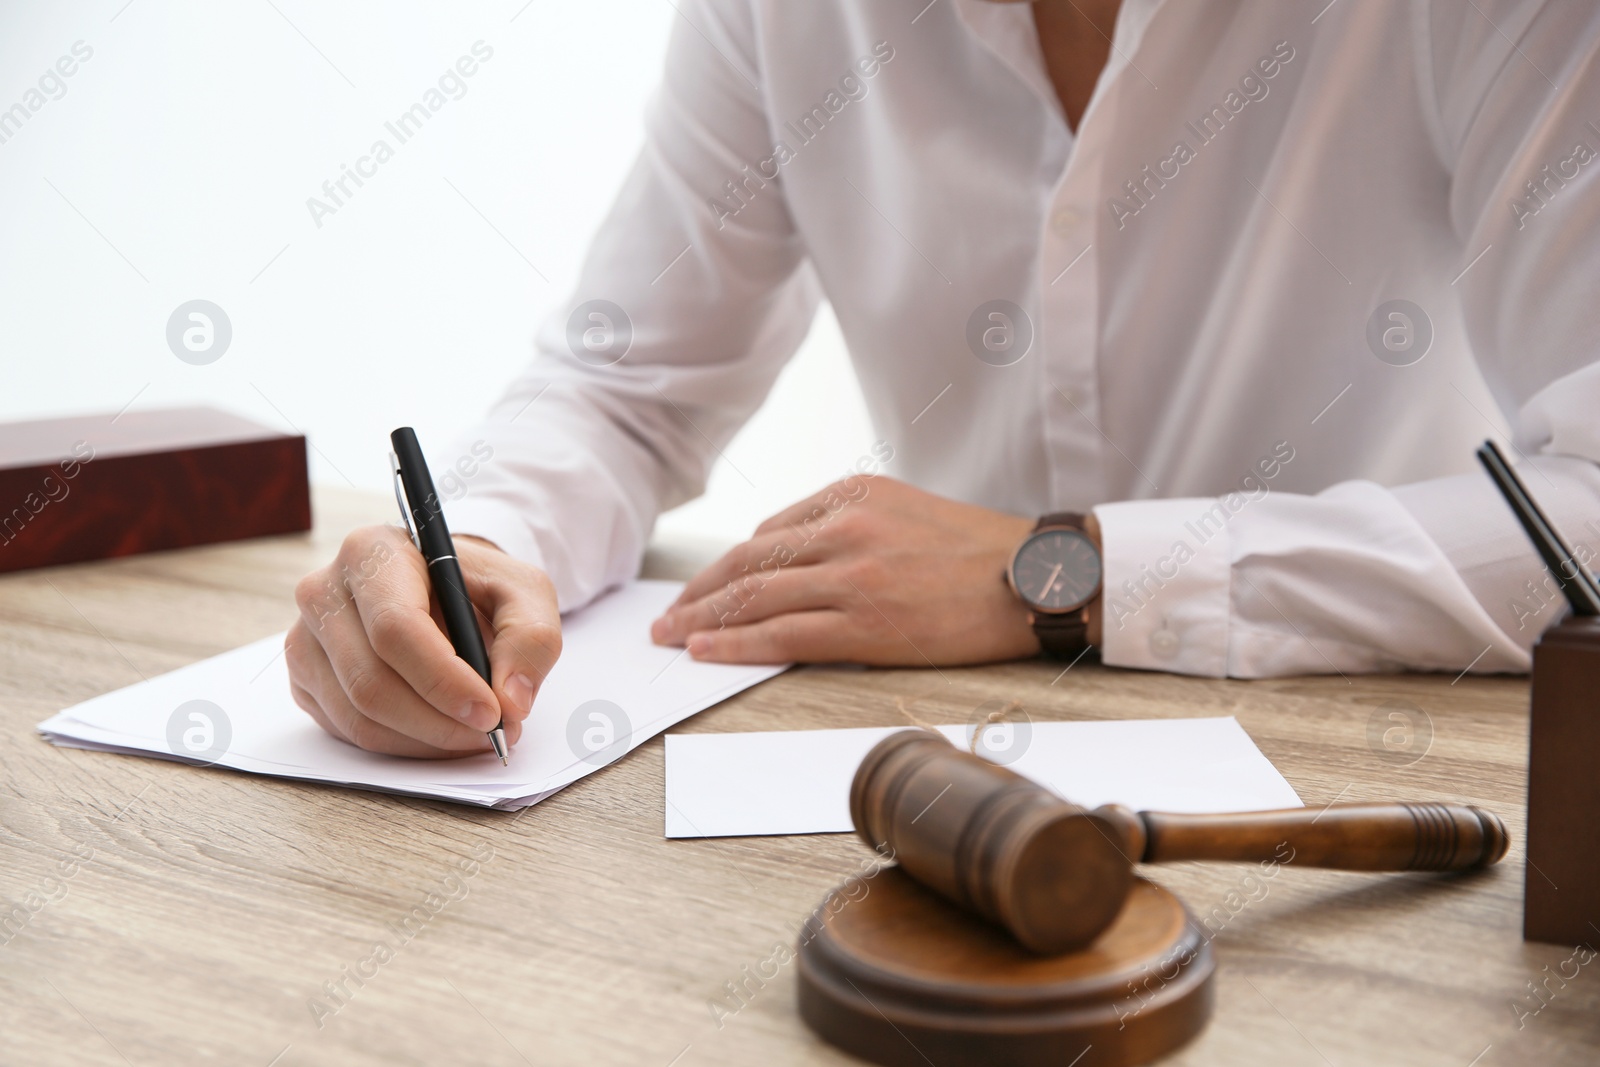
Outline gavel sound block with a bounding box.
[796,728,1510,1067]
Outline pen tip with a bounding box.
[488,727,509,765]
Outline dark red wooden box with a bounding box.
[0,407,312,573]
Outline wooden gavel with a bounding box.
[850,728,1509,955]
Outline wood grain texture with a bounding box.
[1,487,1597,1066]
[0,408,311,573]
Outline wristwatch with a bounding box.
[1007,512,1102,658]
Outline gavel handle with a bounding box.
[1097,803,1509,872]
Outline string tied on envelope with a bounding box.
[967,699,1024,756]
[892,692,944,732]
[891,693,1027,756]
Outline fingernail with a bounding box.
[687,633,712,658]
[652,613,676,641]
[460,700,498,731]
[505,673,535,718]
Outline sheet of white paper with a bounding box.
[662,718,1302,838]
[40,581,786,809]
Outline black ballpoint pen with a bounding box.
[1476,439,1600,617]
[390,426,508,763]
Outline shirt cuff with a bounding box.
[1093,498,1232,677]
[442,496,547,574]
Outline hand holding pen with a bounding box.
[281,430,563,759]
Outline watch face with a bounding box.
[1011,528,1101,613]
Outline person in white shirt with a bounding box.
[285,0,1600,757]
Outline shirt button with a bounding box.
[1149,627,1180,660]
[1050,208,1081,235]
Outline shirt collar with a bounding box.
[953,0,1168,131]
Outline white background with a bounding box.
[0,0,874,543]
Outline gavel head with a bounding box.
[850,728,1135,955]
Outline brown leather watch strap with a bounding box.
[1037,512,1084,531]
[1029,513,1093,660]
[1033,610,1090,659]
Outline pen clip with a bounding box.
[390,451,422,551]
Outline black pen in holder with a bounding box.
[1477,440,1600,945]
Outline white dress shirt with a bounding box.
[445,0,1600,678]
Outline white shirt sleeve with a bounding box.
[442,0,819,611]
[1096,0,1600,679]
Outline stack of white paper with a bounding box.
[39,581,786,810]
[663,718,1303,838]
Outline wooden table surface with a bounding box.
[2,488,1596,1067]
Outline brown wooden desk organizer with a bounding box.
[0,407,311,573]
[796,728,1510,1067]
[1525,614,1600,945]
